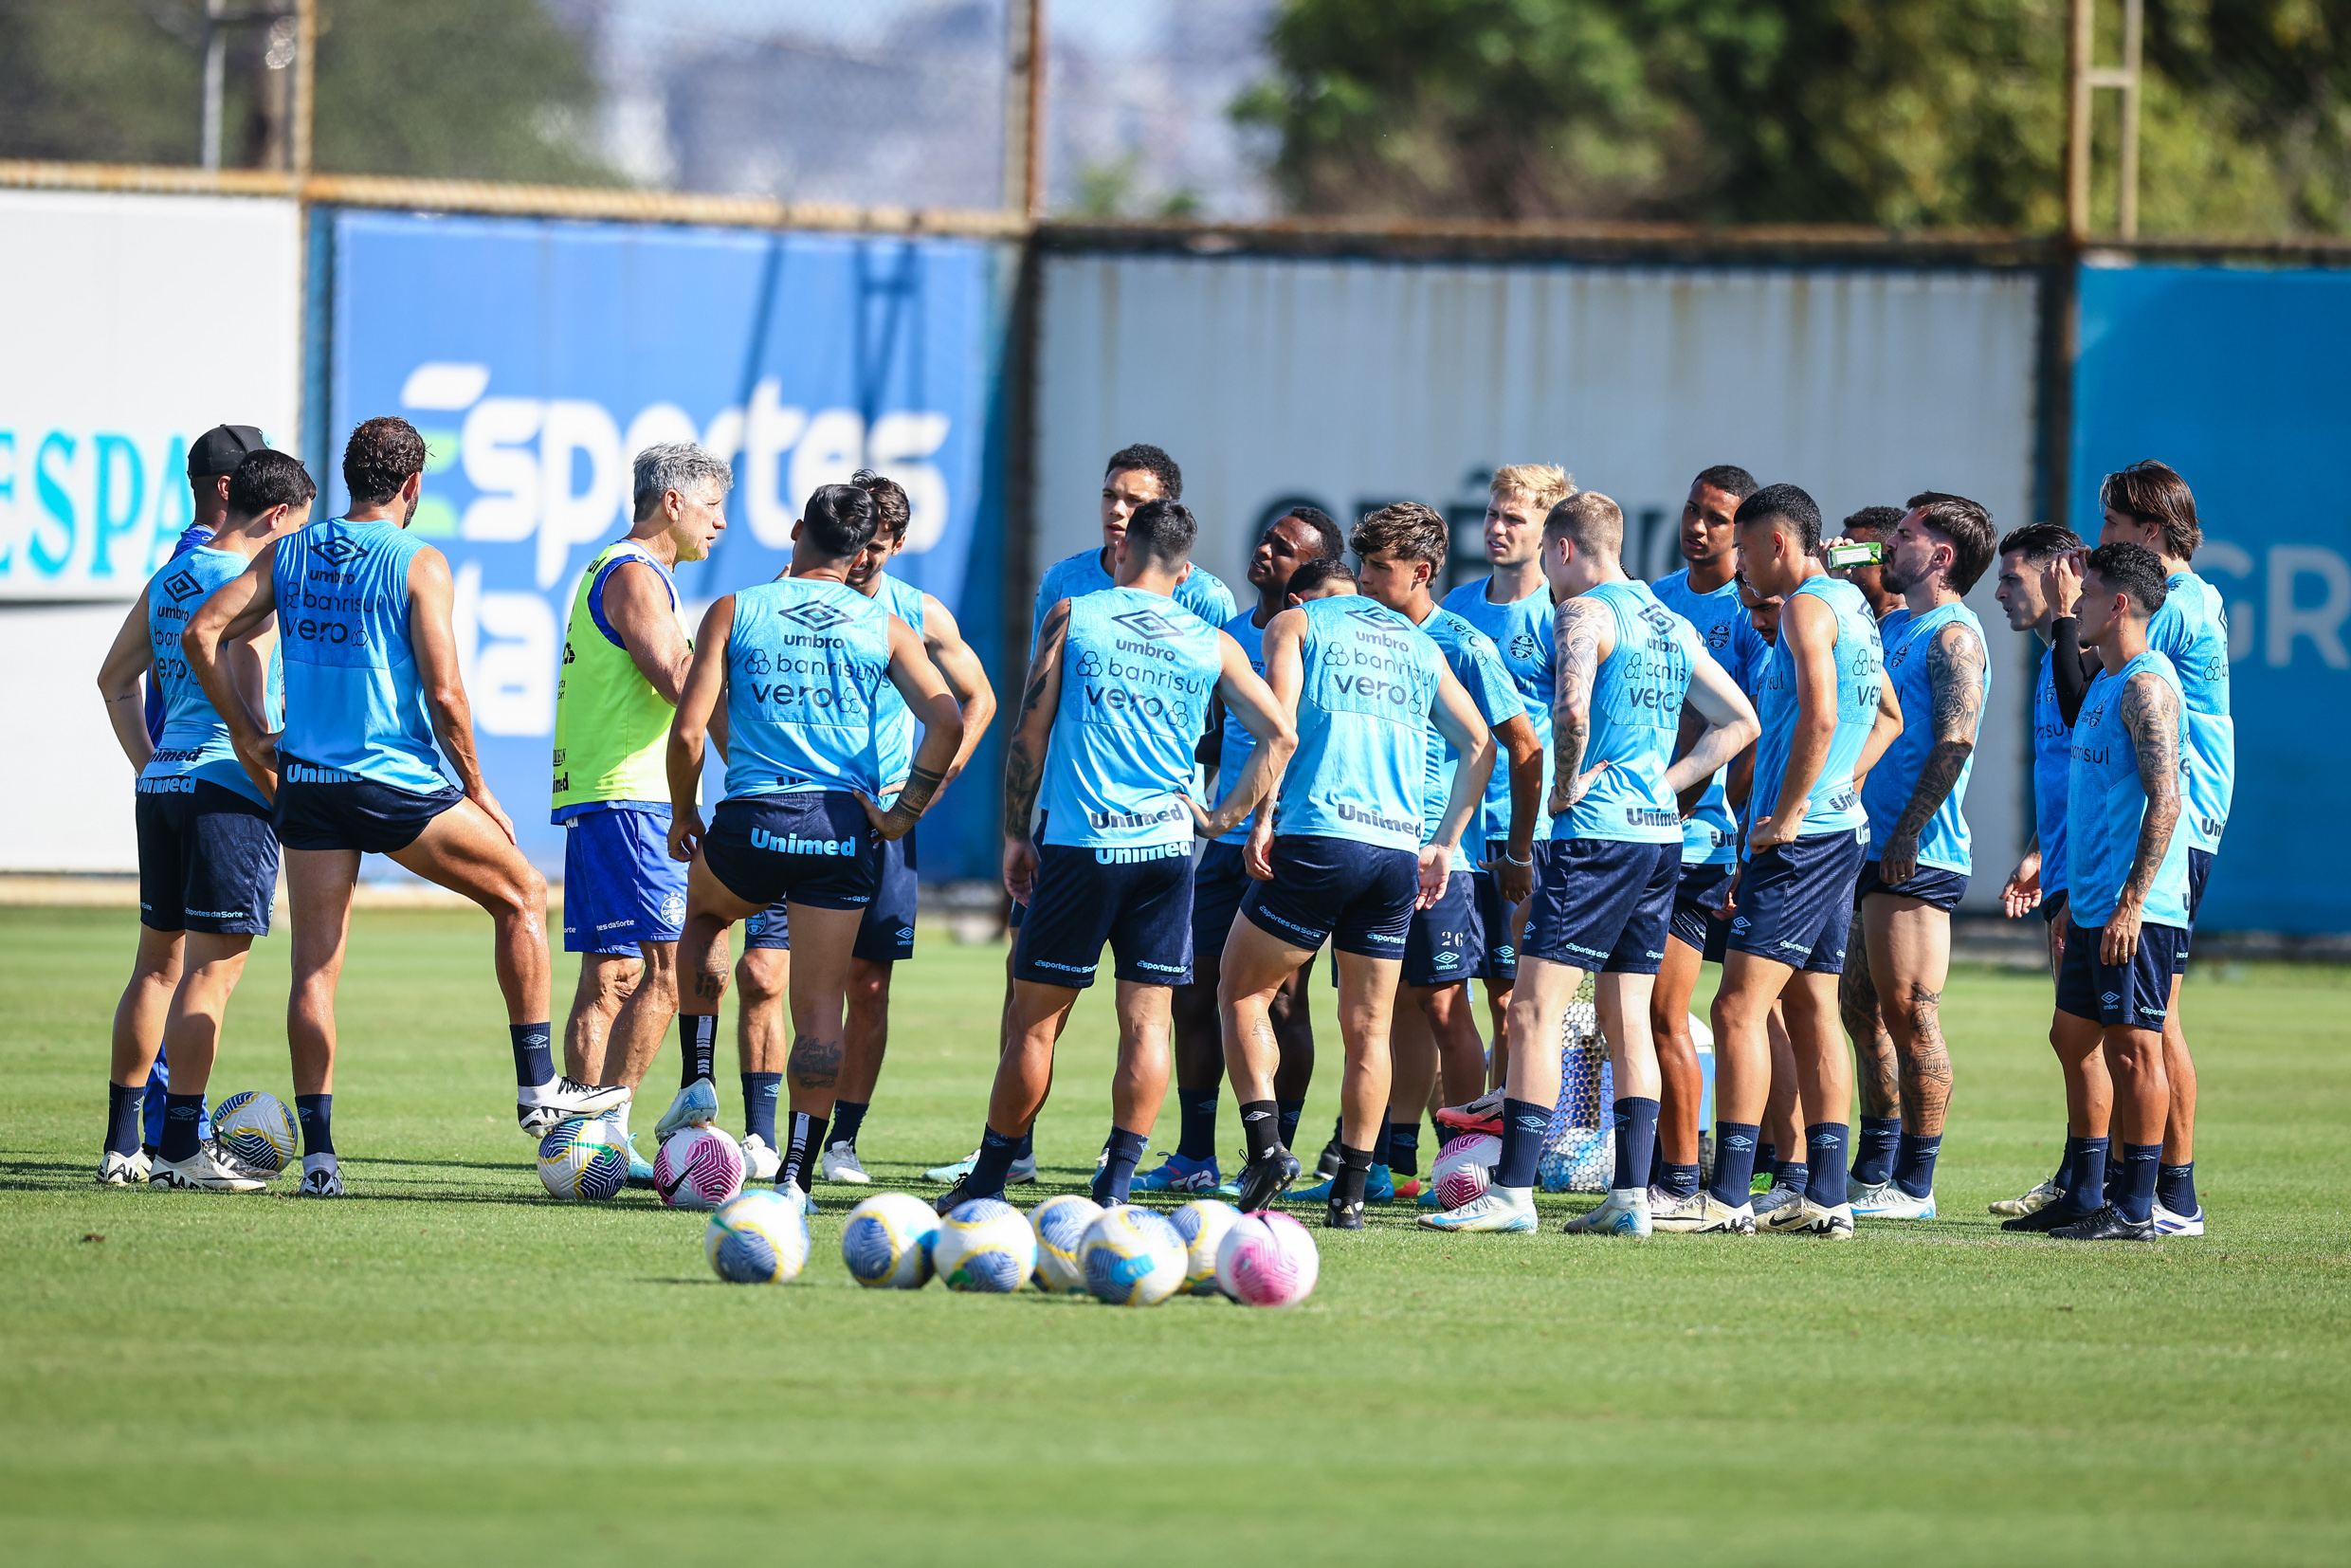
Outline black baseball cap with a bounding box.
[188,425,268,478]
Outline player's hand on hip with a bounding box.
[855,791,911,842]
[1415,846,1452,910]
[236,728,282,802]
[668,810,704,863]
[470,787,517,845]
[1546,759,1610,820]
[1003,836,1038,904]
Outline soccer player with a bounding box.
[2094,461,2226,1236]
[186,418,625,1197]
[655,483,964,1203]
[1832,505,1907,622]
[93,448,314,1190]
[1843,494,1996,1220]
[729,469,997,1183]
[1139,504,1342,1194]
[2009,543,2190,1241]
[1648,465,1771,1215]
[541,442,731,1186]
[934,500,1292,1212]
[1421,493,1758,1237]
[1222,532,1495,1228]
[1440,464,1574,1089]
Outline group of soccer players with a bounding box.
[94,413,2227,1246]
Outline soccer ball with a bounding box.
[211,1089,296,1175]
[1030,1194,1103,1294]
[1080,1204,1188,1307]
[537,1117,629,1200]
[706,1189,810,1284]
[1168,1198,1243,1296]
[1216,1211,1320,1307]
[840,1193,940,1289]
[655,1124,745,1210]
[933,1197,1036,1294]
[1431,1133,1503,1211]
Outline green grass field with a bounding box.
[3,905,2347,1565]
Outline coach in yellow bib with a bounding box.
[553,442,731,1178]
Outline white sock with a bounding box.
[607,1100,632,1140]
[302,1152,337,1176]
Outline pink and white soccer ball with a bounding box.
[656,1124,746,1210]
[1214,1211,1320,1307]
[1431,1133,1503,1211]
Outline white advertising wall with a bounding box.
[1037,254,2043,905]
[0,190,301,869]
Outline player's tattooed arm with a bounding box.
[2117,671,2183,912]
[1882,622,1985,884]
[1546,597,1611,814]
[1001,600,1068,839]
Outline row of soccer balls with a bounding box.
[709,1189,1321,1307]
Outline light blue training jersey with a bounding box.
[723,576,893,801]
[1038,587,1223,853]
[1210,608,1270,847]
[1561,580,1702,845]
[1746,574,1883,855]
[1031,546,1235,652]
[273,518,451,794]
[2067,648,2191,929]
[143,545,282,809]
[1862,600,1990,875]
[2032,644,2071,902]
[1651,567,1769,866]
[1412,606,1521,870]
[2146,570,2233,853]
[1441,576,1556,848]
[1276,595,1447,854]
[866,574,928,807]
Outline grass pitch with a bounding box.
[3,905,2348,1566]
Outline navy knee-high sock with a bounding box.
[1494,1099,1550,1190]
[104,1083,144,1158]
[740,1072,781,1148]
[1852,1117,1901,1185]
[1805,1123,1850,1211]
[1176,1089,1220,1162]
[1708,1122,1761,1209]
[1611,1098,1660,1193]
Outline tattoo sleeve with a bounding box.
[1001,601,1067,838]
[1550,598,1605,807]
[1890,621,1985,846]
[2118,671,2183,907]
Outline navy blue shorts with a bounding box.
[1669,859,1735,962]
[562,806,687,955]
[2176,848,2215,972]
[1856,859,1971,911]
[1403,866,1487,987]
[2057,918,2188,1030]
[274,757,462,854]
[1240,834,1417,960]
[1523,837,1678,975]
[1468,866,1521,981]
[135,778,278,935]
[702,793,879,913]
[1013,841,1194,988]
[1726,829,1868,975]
[740,832,920,961]
[1190,840,1250,960]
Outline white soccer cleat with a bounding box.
[2151,1200,2205,1237]
[1416,1185,1539,1233]
[652,1078,719,1141]
[1562,1187,1652,1237]
[210,1140,281,1185]
[820,1141,870,1184]
[520,1076,629,1138]
[1010,1154,1038,1185]
[1758,1195,1855,1238]
[1850,1182,1936,1220]
[1649,1190,1757,1235]
[149,1145,265,1193]
[296,1158,345,1198]
[96,1149,151,1186]
[739,1133,782,1181]
[1991,1178,2064,1217]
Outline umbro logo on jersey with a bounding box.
[777,598,855,632]
[1111,607,1194,641]
[313,537,365,565]
[162,570,203,601]
[1341,601,1395,627]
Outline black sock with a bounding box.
[1094,1127,1150,1204]
[1757,1141,1778,1174]
[2157,1160,2196,1215]
[1611,1097,1661,1192]
[159,1092,205,1162]
[1804,1122,1850,1210]
[1495,1098,1549,1189]
[967,1124,1022,1197]
[104,1083,144,1157]
[1325,1113,1344,1158]
[680,1014,718,1086]
[778,1112,828,1194]
[296,1093,334,1156]
[1332,1142,1373,1217]
[1276,1097,1304,1150]
[1708,1121,1761,1208]
[510,1023,554,1087]
[1239,1100,1282,1161]
[1176,1089,1219,1162]
[829,1098,869,1150]
[741,1072,780,1147]
[1853,1116,1902,1185]
[1386,1119,1422,1176]
[1371,1116,1395,1169]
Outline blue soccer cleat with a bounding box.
[1133,1152,1221,1194]
[654,1078,719,1141]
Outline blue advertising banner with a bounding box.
[2073,264,2351,934]
[323,210,1007,879]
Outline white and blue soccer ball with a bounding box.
[211,1089,297,1175]
[706,1189,811,1285]
[1080,1204,1188,1306]
[1030,1194,1103,1294]
[841,1192,941,1289]
[536,1117,629,1201]
[1168,1198,1243,1297]
[932,1197,1036,1294]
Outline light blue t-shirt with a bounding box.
[1441,577,1556,848]
[1561,580,1701,845]
[1862,600,1989,875]
[1412,607,1521,869]
[273,518,451,794]
[866,574,928,807]
[1038,587,1223,852]
[1276,595,1446,854]
[2146,570,2233,853]
[1651,567,1769,866]
[1746,574,1882,855]
[2068,648,2191,929]
[1210,609,1270,847]
[2032,644,2071,902]
[142,544,282,808]
[723,577,892,801]
[1031,546,1236,652]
